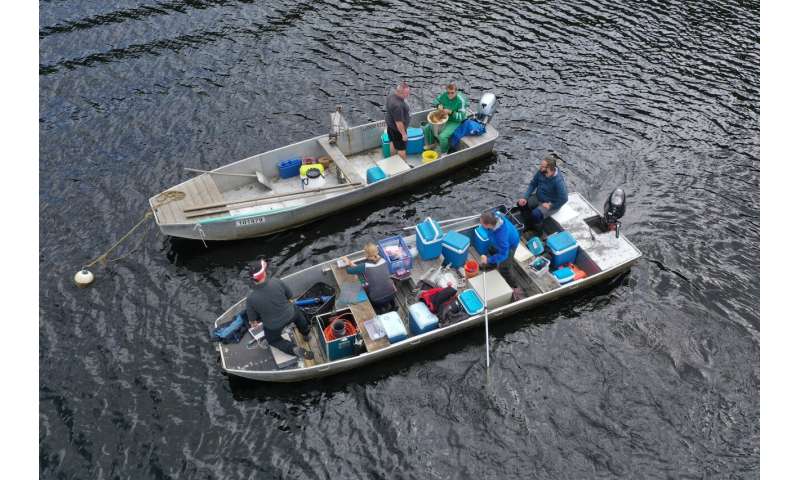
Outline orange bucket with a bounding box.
[465,260,480,278]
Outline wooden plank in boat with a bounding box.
[317,138,363,183]
[293,325,323,367]
[197,174,225,204]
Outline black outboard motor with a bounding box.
[603,188,626,238]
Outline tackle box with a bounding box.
[458,289,485,316]
[552,266,575,285]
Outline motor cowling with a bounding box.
[603,188,626,238]
[475,92,497,124]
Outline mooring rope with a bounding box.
[83,191,185,269]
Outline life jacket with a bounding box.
[565,263,587,280]
[363,257,396,303]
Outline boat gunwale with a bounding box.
[217,192,642,380]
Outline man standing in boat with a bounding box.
[385,81,411,160]
[245,257,314,360]
[517,153,569,233]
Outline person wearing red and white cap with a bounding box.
[245,256,314,360]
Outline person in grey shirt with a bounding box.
[384,81,411,160]
[246,257,314,359]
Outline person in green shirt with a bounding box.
[425,83,468,154]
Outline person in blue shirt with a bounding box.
[478,212,521,290]
[517,153,569,231]
[340,243,397,314]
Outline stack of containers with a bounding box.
[415,217,445,260]
[441,231,471,268]
[546,231,579,267]
[406,127,425,155]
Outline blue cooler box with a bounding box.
[553,266,575,285]
[415,217,445,260]
[472,226,491,255]
[546,231,579,267]
[441,231,471,268]
[458,289,485,316]
[378,311,407,343]
[408,302,439,335]
[407,127,424,154]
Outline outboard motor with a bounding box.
[603,188,626,238]
[475,92,497,125]
[328,105,349,144]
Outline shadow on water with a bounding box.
[164,152,499,269]
[225,270,633,402]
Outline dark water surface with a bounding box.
[39,0,759,478]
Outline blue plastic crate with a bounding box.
[415,217,445,260]
[408,302,439,335]
[378,235,413,277]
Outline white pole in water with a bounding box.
[482,270,490,369]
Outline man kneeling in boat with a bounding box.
[246,257,314,360]
[340,243,397,314]
[517,153,568,234]
[478,211,523,298]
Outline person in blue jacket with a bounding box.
[517,153,569,231]
[478,211,521,290]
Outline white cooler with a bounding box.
[467,270,513,310]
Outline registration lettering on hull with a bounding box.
[235,216,266,227]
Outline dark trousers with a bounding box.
[486,247,518,289]
[519,197,557,231]
[371,295,397,315]
[265,308,310,355]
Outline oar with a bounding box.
[184,167,272,189]
[402,213,481,231]
[482,269,490,369]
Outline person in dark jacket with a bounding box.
[478,212,521,290]
[341,243,397,314]
[517,153,569,231]
[245,257,314,359]
[384,81,411,160]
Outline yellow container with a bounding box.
[422,150,439,164]
[300,163,324,177]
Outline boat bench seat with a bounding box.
[459,133,487,149]
[317,138,364,183]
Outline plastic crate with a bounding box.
[315,308,359,361]
[295,282,336,317]
[378,235,413,277]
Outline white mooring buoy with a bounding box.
[74,269,95,288]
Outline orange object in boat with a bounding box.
[465,260,480,278]
[566,263,587,280]
[323,315,358,341]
